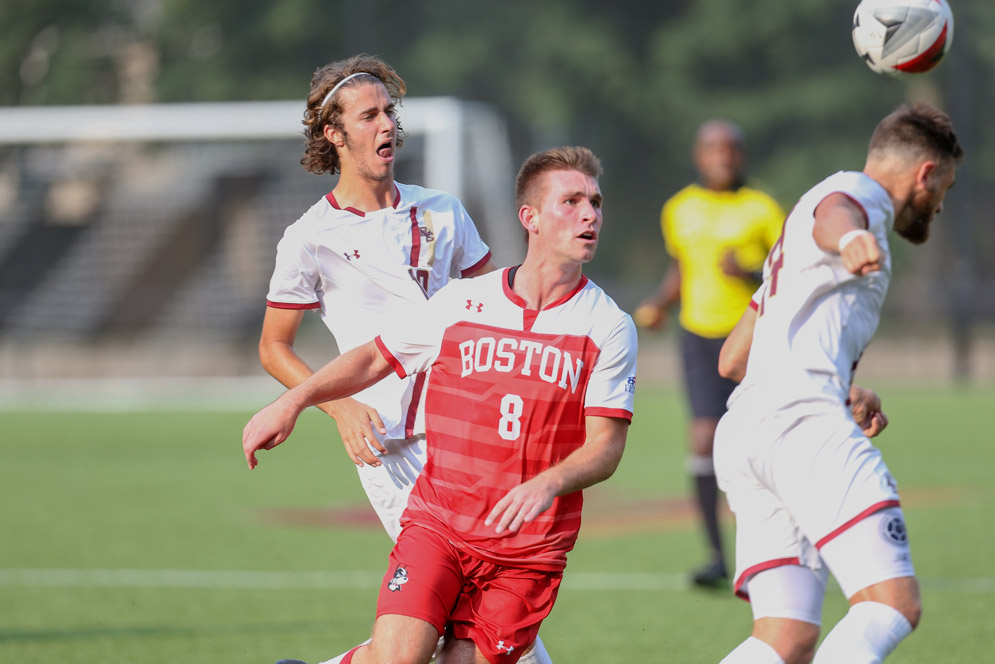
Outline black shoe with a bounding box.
[691,560,729,589]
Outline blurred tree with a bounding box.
[1,0,991,310]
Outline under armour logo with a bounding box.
[466,300,484,312]
[495,641,514,655]
[418,226,435,241]
[345,250,360,260]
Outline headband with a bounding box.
[319,72,375,109]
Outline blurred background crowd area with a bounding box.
[1,0,993,389]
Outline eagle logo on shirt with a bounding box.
[387,565,408,592]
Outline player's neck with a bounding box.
[511,258,583,310]
[332,174,397,213]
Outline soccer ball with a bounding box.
[852,0,954,76]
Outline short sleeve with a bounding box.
[584,314,638,422]
[375,284,457,377]
[266,229,321,310]
[452,200,492,277]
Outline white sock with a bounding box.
[720,636,785,664]
[516,634,553,664]
[317,640,369,664]
[813,602,913,664]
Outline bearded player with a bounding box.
[713,103,963,664]
[244,146,637,664]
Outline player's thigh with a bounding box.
[367,613,440,664]
[818,506,917,603]
[376,525,464,636]
[450,563,559,664]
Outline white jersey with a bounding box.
[266,181,491,441]
[730,171,895,420]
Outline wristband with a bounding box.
[838,229,872,253]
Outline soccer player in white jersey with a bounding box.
[244,146,638,664]
[257,55,561,664]
[712,103,963,664]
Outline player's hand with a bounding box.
[484,477,558,535]
[242,395,304,469]
[839,231,883,276]
[633,302,666,331]
[325,398,388,468]
[849,384,889,437]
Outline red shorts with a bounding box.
[377,525,562,664]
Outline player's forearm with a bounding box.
[283,342,393,414]
[259,341,345,418]
[540,418,628,496]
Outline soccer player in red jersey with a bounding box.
[243,146,638,664]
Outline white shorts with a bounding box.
[355,433,427,542]
[714,405,907,600]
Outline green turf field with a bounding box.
[1,385,993,663]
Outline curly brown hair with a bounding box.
[301,54,407,175]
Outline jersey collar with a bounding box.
[325,182,402,217]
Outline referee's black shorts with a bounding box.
[679,327,739,419]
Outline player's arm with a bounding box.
[718,304,757,383]
[849,384,889,437]
[485,416,628,534]
[243,340,394,469]
[812,192,882,276]
[634,261,680,330]
[259,307,389,466]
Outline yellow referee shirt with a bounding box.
[662,183,784,339]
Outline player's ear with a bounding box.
[914,160,937,188]
[323,124,345,148]
[519,204,539,236]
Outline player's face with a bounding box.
[694,128,743,191]
[895,160,956,245]
[530,169,603,265]
[333,82,398,182]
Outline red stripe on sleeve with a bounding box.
[409,207,422,267]
[584,407,633,423]
[375,336,408,378]
[267,300,321,310]
[461,251,493,277]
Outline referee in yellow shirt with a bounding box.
[636,120,783,588]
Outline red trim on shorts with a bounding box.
[340,646,361,663]
[815,500,901,550]
[461,251,492,277]
[584,407,633,423]
[404,372,427,438]
[733,557,801,601]
[266,300,320,310]
[408,207,422,267]
[375,336,407,378]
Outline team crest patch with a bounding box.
[387,565,409,591]
[880,515,909,546]
[625,376,636,394]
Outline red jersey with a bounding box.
[375,268,637,571]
